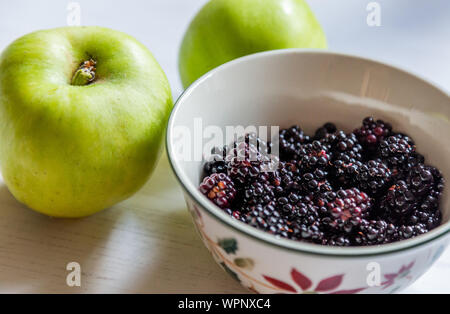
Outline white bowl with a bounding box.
[167,49,450,294]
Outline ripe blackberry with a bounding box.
[323,234,352,247]
[271,161,302,195]
[327,132,364,187]
[330,160,361,187]
[279,126,310,160]
[328,132,363,161]
[296,140,331,171]
[379,134,416,173]
[406,164,443,197]
[354,117,392,150]
[408,206,442,230]
[353,159,392,196]
[241,175,276,206]
[199,173,236,209]
[392,224,429,241]
[379,180,416,219]
[353,219,394,245]
[227,143,262,186]
[301,169,333,194]
[313,122,337,140]
[203,154,227,175]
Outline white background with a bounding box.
[0,0,449,293]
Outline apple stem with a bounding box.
[71,59,96,86]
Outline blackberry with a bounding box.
[354,160,392,196]
[204,154,227,175]
[379,180,416,221]
[353,219,394,245]
[379,134,416,173]
[406,164,443,197]
[392,224,429,241]
[296,140,331,171]
[279,126,310,160]
[330,159,361,187]
[271,161,302,195]
[301,169,333,194]
[323,234,352,247]
[199,118,444,247]
[199,173,236,209]
[328,132,364,187]
[329,132,363,161]
[241,175,276,206]
[317,188,372,222]
[354,117,392,150]
[314,122,337,140]
[227,143,262,186]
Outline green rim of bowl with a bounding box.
[167,49,450,257]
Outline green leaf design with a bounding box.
[218,238,238,254]
[220,262,240,283]
[234,258,255,270]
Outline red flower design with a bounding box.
[381,261,415,290]
[264,268,365,294]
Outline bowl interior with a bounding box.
[168,50,450,253]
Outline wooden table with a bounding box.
[1,151,449,293]
[0,152,247,293]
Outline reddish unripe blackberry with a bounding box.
[354,159,392,196]
[354,117,392,150]
[318,188,372,222]
[199,173,236,208]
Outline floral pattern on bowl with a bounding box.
[187,198,448,294]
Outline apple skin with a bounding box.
[0,26,172,217]
[179,0,327,88]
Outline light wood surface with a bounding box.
[0,152,247,293]
[0,152,449,293]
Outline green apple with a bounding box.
[179,0,327,88]
[0,26,172,217]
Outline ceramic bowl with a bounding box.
[166,49,450,294]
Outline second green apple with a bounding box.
[179,0,327,88]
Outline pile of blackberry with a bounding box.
[199,118,445,247]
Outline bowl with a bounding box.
[166,49,450,294]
